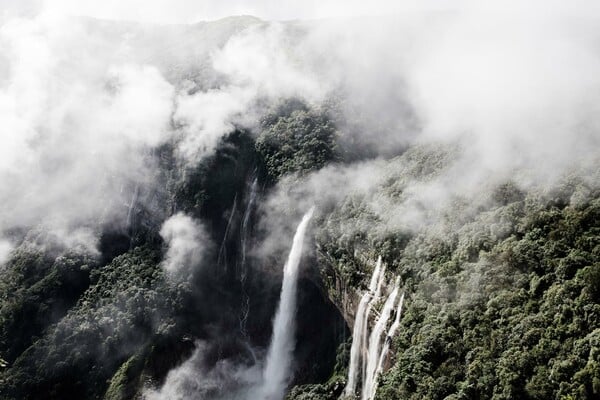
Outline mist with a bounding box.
[1,1,600,399]
[160,213,209,277]
[2,1,599,254]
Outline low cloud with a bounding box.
[160,213,209,277]
[2,2,599,399]
[173,21,328,163]
[1,0,599,270]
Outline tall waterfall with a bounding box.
[344,257,384,396]
[258,207,315,400]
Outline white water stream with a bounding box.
[258,208,315,400]
[344,257,384,396]
[362,278,399,400]
[369,291,405,400]
[343,259,405,400]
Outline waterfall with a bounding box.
[361,260,386,388]
[344,257,384,396]
[258,207,315,400]
[239,179,258,337]
[126,184,140,248]
[240,178,257,275]
[126,184,139,227]
[369,292,405,400]
[361,278,399,400]
[217,194,237,267]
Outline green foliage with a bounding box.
[0,247,184,400]
[315,166,600,400]
[103,351,147,400]
[286,375,346,400]
[0,248,96,364]
[256,109,338,180]
[373,197,600,400]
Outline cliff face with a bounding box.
[2,9,600,400]
[1,90,599,400]
[289,146,600,400]
[0,107,350,400]
[2,96,600,400]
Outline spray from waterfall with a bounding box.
[258,207,315,400]
[239,178,258,337]
[344,257,384,396]
[362,278,399,400]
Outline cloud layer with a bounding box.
[0,2,595,399]
[1,1,599,265]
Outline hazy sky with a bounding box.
[1,0,456,23]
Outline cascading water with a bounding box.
[369,292,405,400]
[361,260,386,388]
[257,207,315,400]
[344,257,384,396]
[362,278,399,400]
[342,258,405,400]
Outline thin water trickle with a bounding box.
[217,194,237,267]
[239,178,258,337]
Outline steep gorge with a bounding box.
[1,9,600,400]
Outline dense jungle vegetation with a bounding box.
[0,100,598,400]
[293,178,600,400]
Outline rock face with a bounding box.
[0,126,349,400]
[1,16,600,400]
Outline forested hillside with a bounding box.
[1,6,599,400]
[1,98,599,399]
